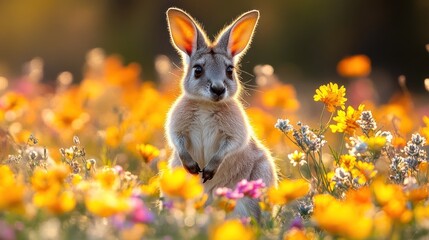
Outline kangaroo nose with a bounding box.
[210,85,226,96]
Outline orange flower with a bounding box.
[42,88,90,134]
[33,190,76,214]
[376,100,415,136]
[405,185,429,203]
[261,85,300,111]
[137,143,160,163]
[104,126,122,148]
[313,194,373,239]
[0,91,28,121]
[337,55,371,78]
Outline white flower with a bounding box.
[275,119,293,133]
[288,150,307,167]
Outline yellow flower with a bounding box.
[211,219,254,240]
[364,135,387,152]
[95,167,119,189]
[330,104,364,135]
[338,154,356,171]
[33,190,76,214]
[137,143,160,163]
[85,189,131,217]
[372,180,412,222]
[31,165,70,193]
[313,82,347,112]
[0,165,26,213]
[31,165,76,214]
[160,167,203,200]
[312,194,373,239]
[352,161,377,185]
[337,54,371,78]
[267,179,309,205]
[372,180,399,206]
[140,176,160,197]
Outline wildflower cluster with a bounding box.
[1,51,429,239]
[389,133,428,184]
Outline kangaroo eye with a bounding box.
[193,65,203,78]
[226,65,234,79]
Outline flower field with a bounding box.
[1,49,429,239]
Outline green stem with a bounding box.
[319,105,326,131]
[298,166,311,182]
[338,133,346,155]
[321,112,335,134]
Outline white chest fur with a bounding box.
[188,107,222,167]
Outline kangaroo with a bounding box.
[165,8,278,219]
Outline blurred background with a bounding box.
[0,0,428,97]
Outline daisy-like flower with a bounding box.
[288,150,306,166]
[330,104,365,135]
[313,82,347,112]
[338,154,356,171]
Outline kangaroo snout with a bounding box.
[210,83,226,96]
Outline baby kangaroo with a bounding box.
[165,8,278,218]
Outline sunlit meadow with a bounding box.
[1,48,429,239]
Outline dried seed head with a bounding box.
[28,134,38,145]
[59,148,66,156]
[28,150,38,161]
[86,158,96,170]
[71,161,81,174]
[73,136,80,145]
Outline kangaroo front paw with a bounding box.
[183,161,201,175]
[202,167,216,183]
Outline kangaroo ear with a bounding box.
[215,10,259,58]
[166,8,207,57]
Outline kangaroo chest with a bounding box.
[188,108,222,166]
